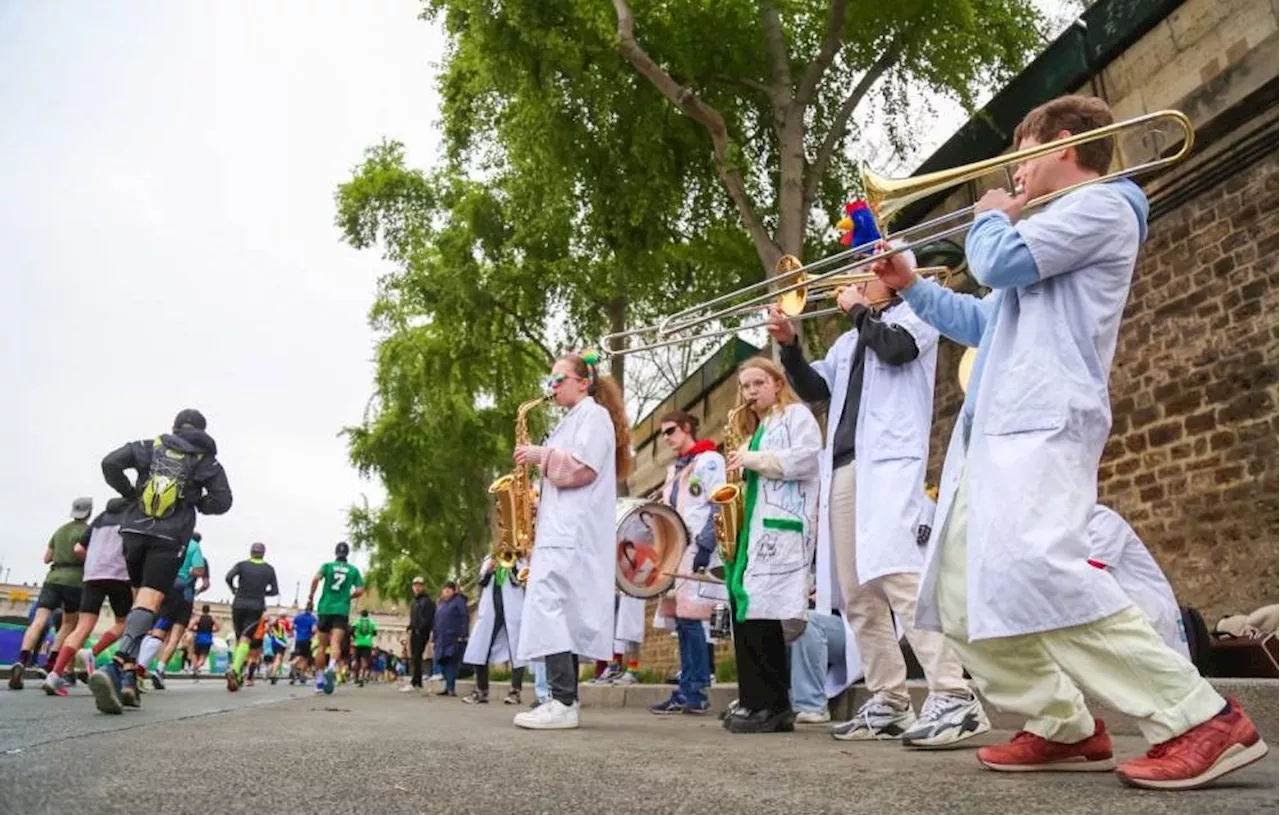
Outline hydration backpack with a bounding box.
[139,437,203,519]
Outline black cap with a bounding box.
[361,609,369,617]
[250,542,266,557]
[444,580,458,590]
[173,409,207,431]
[335,541,350,559]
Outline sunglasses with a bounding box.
[545,373,584,389]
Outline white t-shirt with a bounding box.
[1088,506,1190,660]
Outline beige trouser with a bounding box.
[936,465,1225,744]
[832,462,969,706]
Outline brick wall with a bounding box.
[1101,152,1279,620]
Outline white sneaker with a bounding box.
[831,697,917,741]
[795,709,831,724]
[612,671,638,686]
[901,692,991,749]
[513,698,580,730]
[399,684,418,693]
[428,673,444,682]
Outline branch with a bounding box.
[803,41,901,205]
[488,296,556,363]
[757,2,792,94]
[612,0,781,269]
[795,0,847,106]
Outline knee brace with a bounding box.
[115,608,157,664]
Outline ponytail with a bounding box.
[565,353,633,482]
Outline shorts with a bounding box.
[37,582,82,614]
[122,533,184,592]
[232,607,265,645]
[268,637,287,655]
[317,614,349,634]
[80,580,132,618]
[355,646,372,661]
[293,642,314,662]
[194,638,213,657]
[158,591,195,629]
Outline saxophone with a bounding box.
[488,395,551,583]
[710,401,753,566]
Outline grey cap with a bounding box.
[71,497,93,520]
[411,576,425,584]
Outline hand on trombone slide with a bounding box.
[869,240,918,292]
[975,186,1030,220]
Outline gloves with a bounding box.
[692,547,711,573]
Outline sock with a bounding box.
[92,630,119,656]
[137,635,164,672]
[231,642,251,674]
[43,652,57,670]
[247,663,257,681]
[114,608,157,664]
[627,659,639,673]
[52,646,76,677]
[18,649,32,667]
[594,660,608,678]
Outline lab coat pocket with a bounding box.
[982,370,1066,435]
[750,519,807,576]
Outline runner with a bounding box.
[266,614,291,684]
[139,532,208,690]
[10,497,90,690]
[307,542,365,695]
[190,604,220,679]
[224,542,279,691]
[41,498,133,699]
[290,602,317,684]
[352,610,377,687]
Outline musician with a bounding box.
[770,246,986,747]
[722,358,820,734]
[873,94,1265,788]
[512,350,632,731]
[461,554,527,706]
[650,411,725,715]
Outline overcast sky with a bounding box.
[0,2,444,602]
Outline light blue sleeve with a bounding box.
[965,210,1040,289]
[899,276,991,348]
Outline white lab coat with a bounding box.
[613,594,647,650]
[517,396,617,662]
[812,301,939,606]
[1088,506,1190,660]
[463,556,527,668]
[663,449,729,620]
[736,403,821,623]
[916,183,1143,640]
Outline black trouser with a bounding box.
[732,617,790,714]
[410,631,428,687]
[469,583,524,694]
[545,652,579,706]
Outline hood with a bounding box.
[161,428,218,456]
[1110,178,1149,244]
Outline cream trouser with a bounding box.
[832,463,968,706]
[936,465,1225,745]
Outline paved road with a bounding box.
[1,681,1275,814]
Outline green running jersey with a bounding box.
[316,560,363,616]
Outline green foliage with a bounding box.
[339,0,1050,585]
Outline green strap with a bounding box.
[727,422,766,623]
[495,566,509,588]
[761,517,804,533]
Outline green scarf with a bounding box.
[494,566,509,588]
[726,422,766,623]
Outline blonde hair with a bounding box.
[731,357,801,440]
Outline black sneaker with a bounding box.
[8,663,24,690]
[462,691,489,705]
[89,668,123,714]
[150,670,166,690]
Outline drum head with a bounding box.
[615,500,689,599]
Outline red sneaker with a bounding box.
[1116,698,1269,790]
[978,718,1116,772]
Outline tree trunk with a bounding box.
[605,297,632,499]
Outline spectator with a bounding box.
[431,581,469,697]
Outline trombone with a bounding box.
[656,109,1194,339]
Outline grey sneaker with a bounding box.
[831,697,916,741]
[89,670,123,715]
[461,690,489,705]
[902,692,991,749]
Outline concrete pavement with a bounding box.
[1,681,1275,814]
